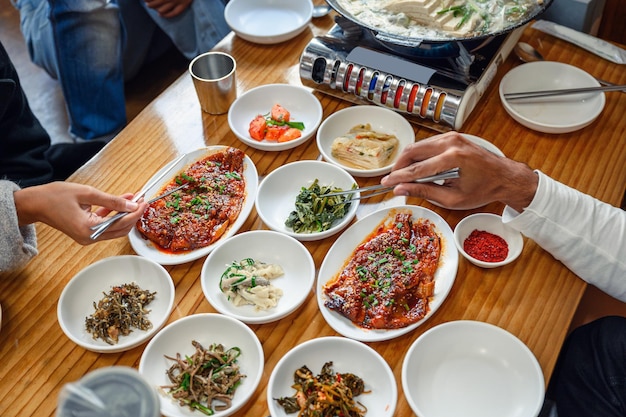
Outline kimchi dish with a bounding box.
[137,147,247,252]
[323,209,441,329]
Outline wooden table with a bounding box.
[1,10,625,417]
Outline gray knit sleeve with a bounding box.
[0,180,38,272]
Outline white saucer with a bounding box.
[499,61,605,134]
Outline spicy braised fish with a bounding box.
[323,210,440,329]
[137,147,246,252]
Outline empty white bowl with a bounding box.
[499,61,605,134]
[139,313,264,417]
[402,320,544,417]
[57,255,175,353]
[201,230,315,324]
[454,213,523,268]
[225,0,312,44]
[267,336,397,417]
[228,84,323,151]
[255,160,359,241]
[316,105,415,177]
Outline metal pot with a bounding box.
[325,0,553,46]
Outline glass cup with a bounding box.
[189,51,237,114]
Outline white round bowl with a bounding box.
[139,313,264,417]
[255,160,359,241]
[454,213,523,268]
[129,147,258,265]
[201,230,315,324]
[267,336,397,417]
[316,105,415,177]
[402,320,544,417]
[317,205,458,342]
[499,61,605,134]
[57,255,175,353]
[228,84,323,151]
[225,0,312,44]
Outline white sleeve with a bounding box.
[501,171,626,302]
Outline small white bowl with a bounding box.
[139,313,264,417]
[225,0,312,44]
[57,255,175,353]
[267,336,397,417]
[316,105,415,177]
[201,230,315,324]
[402,320,544,417]
[228,84,323,151]
[453,213,523,268]
[499,61,605,134]
[255,160,360,241]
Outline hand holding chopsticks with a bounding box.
[326,167,460,201]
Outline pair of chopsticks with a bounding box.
[89,154,187,240]
[325,167,460,201]
[504,84,626,101]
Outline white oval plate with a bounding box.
[225,0,312,45]
[228,84,323,151]
[201,230,315,324]
[129,147,258,265]
[57,255,175,353]
[316,205,458,342]
[267,336,397,417]
[139,313,264,417]
[255,160,360,241]
[316,105,416,177]
[402,320,544,417]
[499,61,605,134]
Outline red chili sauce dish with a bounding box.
[323,210,441,330]
[136,148,246,253]
[463,229,509,263]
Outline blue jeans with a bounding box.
[14,0,230,141]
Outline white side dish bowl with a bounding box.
[201,230,315,324]
[255,160,360,241]
[129,147,258,265]
[139,313,264,417]
[267,336,397,417]
[316,205,458,342]
[316,105,415,177]
[225,0,312,44]
[57,255,175,353]
[402,320,544,417]
[499,61,605,134]
[228,84,323,151]
[454,212,523,268]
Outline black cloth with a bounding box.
[0,41,105,187]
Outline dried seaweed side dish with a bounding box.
[162,340,246,415]
[85,283,156,345]
[275,361,368,416]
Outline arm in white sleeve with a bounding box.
[501,171,626,302]
[0,180,38,272]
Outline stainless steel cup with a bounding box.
[189,51,237,114]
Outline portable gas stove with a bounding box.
[300,17,526,132]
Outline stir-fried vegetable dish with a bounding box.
[285,179,354,233]
[85,283,156,345]
[220,258,284,310]
[162,340,246,415]
[275,362,368,417]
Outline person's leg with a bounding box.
[139,0,231,59]
[548,316,626,417]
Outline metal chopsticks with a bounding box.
[504,84,626,101]
[89,153,187,240]
[325,167,460,200]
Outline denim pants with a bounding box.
[14,0,230,141]
[548,316,626,417]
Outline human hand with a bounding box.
[144,0,192,18]
[14,182,148,245]
[380,132,538,211]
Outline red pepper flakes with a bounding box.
[463,229,509,262]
